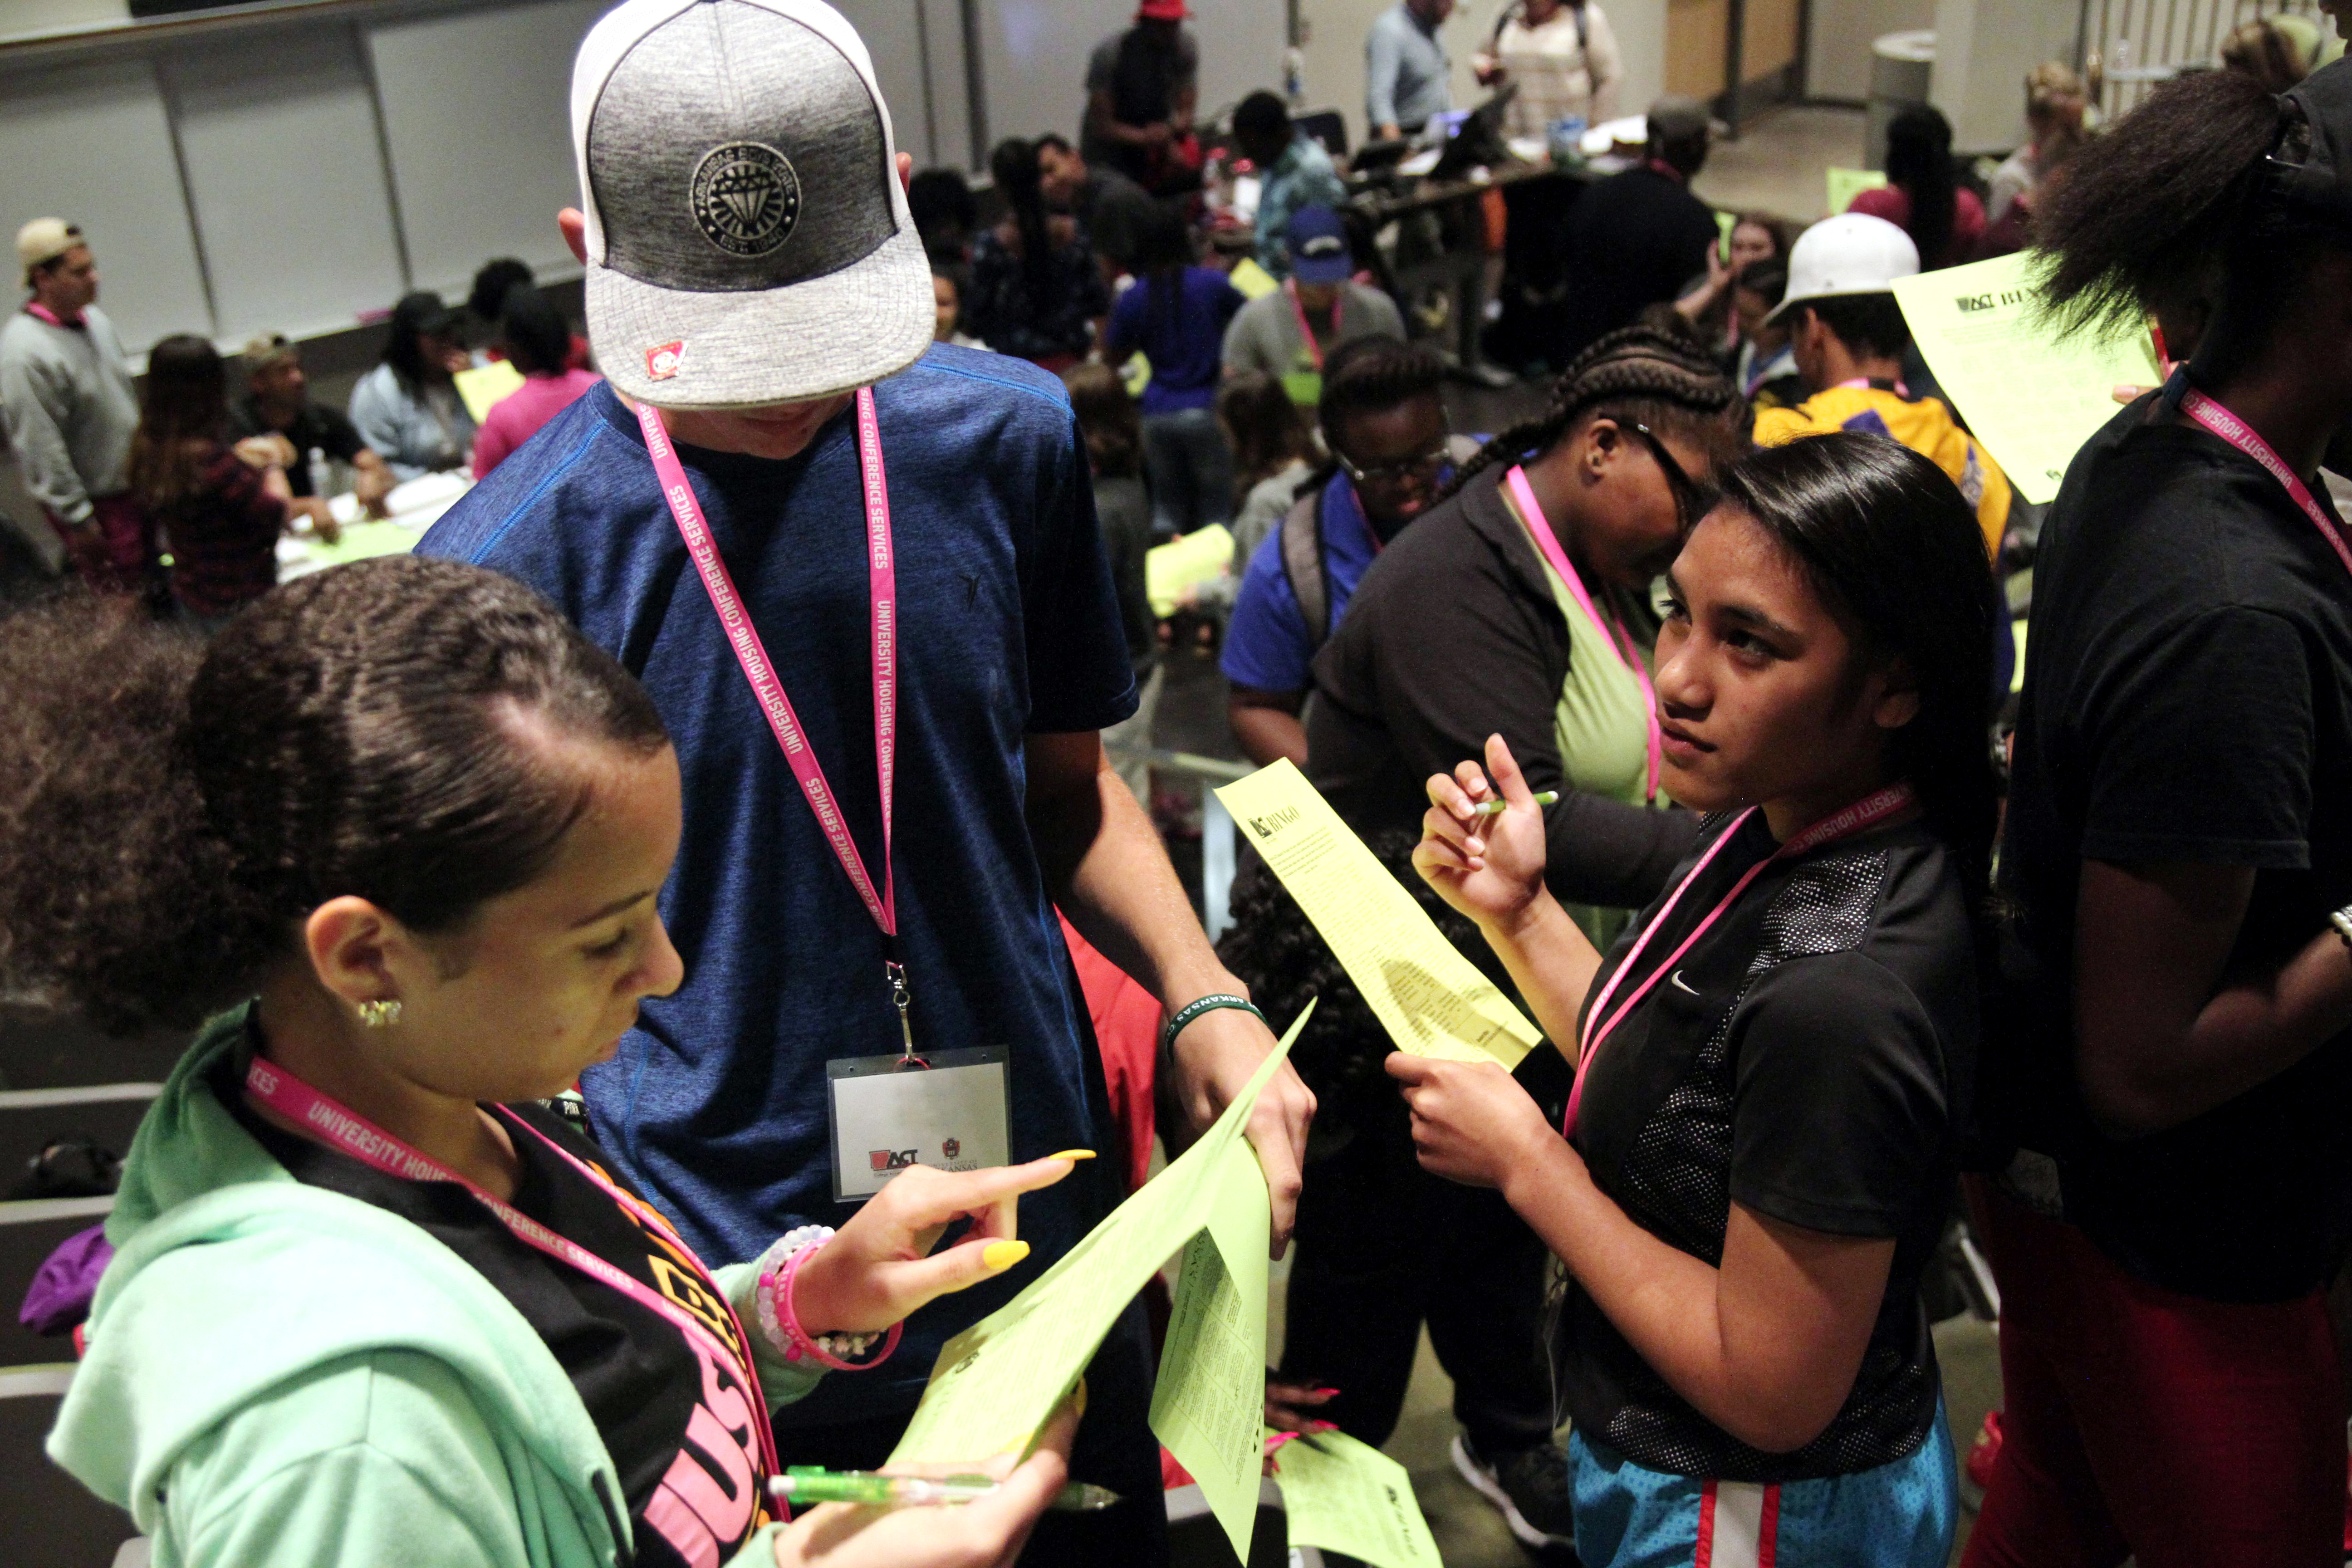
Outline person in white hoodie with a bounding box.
[0,219,149,593]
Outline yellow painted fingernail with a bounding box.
[984,1240,1030,1272]
[1045,1149,1098,1162]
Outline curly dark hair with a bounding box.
[0,558,668,1033]
[2034,66,2347,383]
[1441,323,1747,502]
[1217,828,1519,1113]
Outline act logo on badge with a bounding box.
[827,1046,1009,1201]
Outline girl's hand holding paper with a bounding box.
[792,1155,1092,1332]
[1385,1053,1555,1191]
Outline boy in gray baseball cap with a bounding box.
[421,7,1309,1561]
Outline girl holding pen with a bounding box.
[1396,434,1995,1567]
[7,557,1084,1568]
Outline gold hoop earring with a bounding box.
[357,999,402,1029]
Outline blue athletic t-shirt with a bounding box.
[1105,266,1245,416]
[1219,471,1375,693]
[417,346,1137,1422]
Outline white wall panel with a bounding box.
[166,26,406,341]
[0,57,211,351]
[365,0,608,300]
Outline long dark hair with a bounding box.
[1134,202,1193,348]
[127,333,231,511]
[382,290,452,396]
[1715,434,1999,920]
[1884,104,1960,269]
[1441,323,1747,501]
[2034,66,2344,387]
[989,137,1057,305]
[0,558,669,1032]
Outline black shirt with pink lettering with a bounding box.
[217,1051,771,1568]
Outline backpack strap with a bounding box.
[1279,488,1331,654]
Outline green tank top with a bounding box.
[1502,488,1663,950]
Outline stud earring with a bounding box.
[357,998,402,1029]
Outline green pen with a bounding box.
[1471,791,1559,816]
[768,1467,1122,1512]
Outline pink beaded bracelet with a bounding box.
[758,1236,902,1372]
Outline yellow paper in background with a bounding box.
[1892,252,2159,505]
[1148,1147,1272,1564]
[1214,761,1538,1068]
[888,1005,1310,1468]
[1229,256,1280,300]
[453,360,525,424]
[1271,1426,1443,1568]
[1146,524,1235,617]
[1824,166,1888,215]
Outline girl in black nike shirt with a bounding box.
[1396,434,1996,1567]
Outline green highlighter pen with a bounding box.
[768,1468,1121,1512]
[1471,790,1559,817]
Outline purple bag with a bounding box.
[19,1222,113,1337]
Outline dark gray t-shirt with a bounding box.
[2001,397,2352,1301]
[1562,813,1974,1481]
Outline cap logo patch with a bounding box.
[689,141,802,257]
[646,341,685,380]
[1300,235,1345,258]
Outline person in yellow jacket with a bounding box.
[1752,213,2010,559]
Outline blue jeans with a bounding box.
[1140,406,1233,537]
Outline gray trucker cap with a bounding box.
[570,0,931,406]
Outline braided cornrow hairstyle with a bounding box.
[1441,324,1748,503]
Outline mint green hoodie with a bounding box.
[48,1008,820,1568]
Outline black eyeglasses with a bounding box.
[1336,440,1450,490]
[1627,422,1716,530]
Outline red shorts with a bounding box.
[1962,1177,2345,1568]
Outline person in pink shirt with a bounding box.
[471,285,601,479]
[1847,104,1984,270]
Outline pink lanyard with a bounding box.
[243,1053,781,1476]
[636,396,913,1033]
[2176,386,2352,582]
[1503,465,1662,804]
[1833,376,1908,397]
[1284,280,1340,371]
[1563,783,1918,1137]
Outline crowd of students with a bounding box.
[7,0,2352,1566]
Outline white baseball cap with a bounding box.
[1766,213,1920,325]
[570,0,932,407]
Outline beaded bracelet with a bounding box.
[1160,993,1266,1056]
[753,1226,902,1372]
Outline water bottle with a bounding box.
[307,446,332,501]
[1284,46,1306,108]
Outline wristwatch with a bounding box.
[2331,906,2352,948]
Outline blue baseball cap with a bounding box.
[1285,204,1353,285]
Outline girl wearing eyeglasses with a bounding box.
[1396,434,1995,1567]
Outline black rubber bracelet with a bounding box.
[1160,993,1266,1055]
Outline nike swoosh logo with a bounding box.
[1670,970,1699,996]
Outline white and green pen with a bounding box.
[769,1468,1121,1512]
[1470,790,1559,816]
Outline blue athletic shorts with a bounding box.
[1565,1404,1956,1568]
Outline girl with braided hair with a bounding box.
[1215,326,1744,1551]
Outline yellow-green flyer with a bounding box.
[1891,252,2159,505]
[1824,166,1887,215]
[1271,1426,1442,1568]
[887,1005,1311,1473]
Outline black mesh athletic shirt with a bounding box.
[1556,811,1978,1482]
